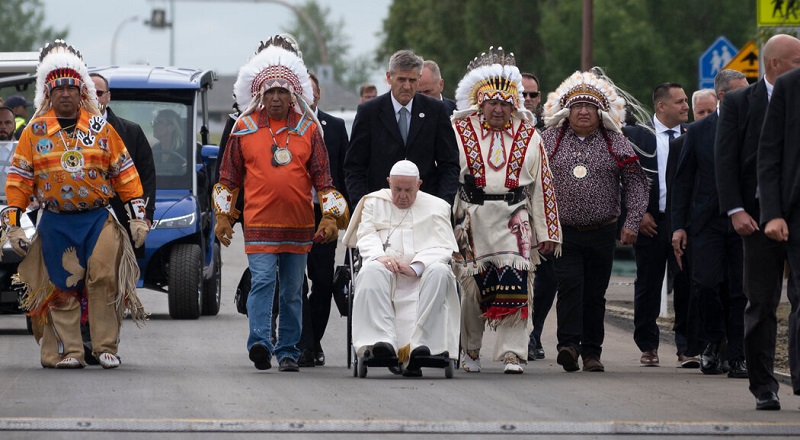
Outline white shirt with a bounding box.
[652,116,681,213]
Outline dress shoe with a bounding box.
[534,347,545,360]
[278,357,300,372]
[677,354,700,369]
[727,359,748,379]
[556,346,580,372]
[370,342,396,359]
[297,349,316,368]
[315,351,325,366]
[640,349,659,366]
[402,367,423,377]
[755,391,780,410]
[249,343,272,371]
[582,355,604,372]
[527,347,538,361]
[407,345,431,371]
[700,343,723,375]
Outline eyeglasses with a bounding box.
[96,90,108,97]
[151,120,167,127]
[522,92,540,98]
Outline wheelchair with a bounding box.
[344,247,457,379]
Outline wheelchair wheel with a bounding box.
[357,357,368,378]
[445,359,455,379]
[352,356,359,377]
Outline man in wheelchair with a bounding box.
[343,160,460,377]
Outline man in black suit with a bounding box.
[419,60,457,116]
[297,73,350,367]
[345,50,459,206]
[662,88,719,369]
[716,34,800,411]
[521,72,545,131]
[759,64,800,411]
[672,70,750,378]
[623,83,689,367]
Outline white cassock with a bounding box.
[342,189,460,363]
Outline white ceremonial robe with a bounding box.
[343,189,460,362]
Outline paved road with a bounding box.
[1,231,799,439]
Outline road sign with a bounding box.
[724,41,759,80]
[698,36,738,90]
[758,0,800,26]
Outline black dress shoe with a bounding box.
[315,351,325,366]
[727,359,748,378]
[755,391,780,410]
[249,343,272,371]
[527,347,538,361]
[700,343,723,375]
[370,342,396,358]
[534,347,545,360]
[407,345,431,371]
[278,357,300,372]
[297,349,316,368]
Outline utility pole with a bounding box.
[581,0,593,70]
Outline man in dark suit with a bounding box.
[661,88,719,369]
[759,63,800,411]
[297,73,350,367]
[419,60,457,116]
[672,70,750,378]
[345,50,459,206]
[623,83,689,367]
[716,34,800,411]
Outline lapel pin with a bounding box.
[321,120,327,125]
[419,112,425,118]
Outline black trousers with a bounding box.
[553,223,616,359]
[299,204,337,354]
[778,211,800,395]
[691,216,745,361]
[530,258,557,351]
[633,212,690,353]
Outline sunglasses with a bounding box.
[96,90,108,97]
[522,91,540,98]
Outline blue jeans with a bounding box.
[246,252,307,361]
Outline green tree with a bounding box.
[0,0,67,51]
[282,0,376,91]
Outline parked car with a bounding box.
[0,58,222,322]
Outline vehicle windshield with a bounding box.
[109,100,193,190]
[0,140,16,204]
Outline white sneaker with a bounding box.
[461,349,481,373]
[503,353,523,374]
[98,353,120,369]
[55,357,83,369]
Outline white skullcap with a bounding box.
[390,160,419,177]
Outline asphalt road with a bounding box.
[1,230,799,439]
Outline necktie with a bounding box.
[398,107,409,144]
[665,129,677,141]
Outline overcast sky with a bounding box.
[38,0,391,81]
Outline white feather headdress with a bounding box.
[543,69,626,133]
[453,46,533,122]
[233,35,313,120]
[33,40,99,118]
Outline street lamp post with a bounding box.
[111,15,140,65]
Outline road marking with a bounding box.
[2,418,800,435]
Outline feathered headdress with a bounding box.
[543,69,626,133]
[233,34,314,122]
[453,46,532,122]
[33,40,99,118]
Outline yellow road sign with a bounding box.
[724,41,759,79]
[758,0,800,26]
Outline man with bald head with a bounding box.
[715,33,800,411]
[419,60,456,115]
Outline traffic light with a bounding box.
[147,9,171,29]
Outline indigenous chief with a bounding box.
[541,70,649,373]
[344,160,460,377]
[214,35,349,373]
[2,40,148,369]
[451,47,562,374]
